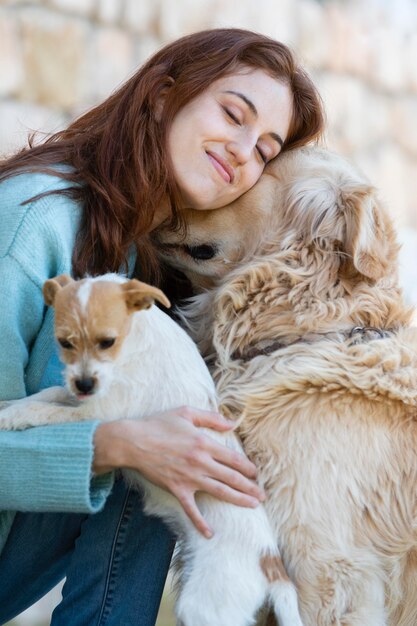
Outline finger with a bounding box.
[179,406,235,431]
[205,440,258,480]
[202,460,265,501]
[177,492,213,539]
[200,478,262,509]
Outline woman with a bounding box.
[0,28,324,625]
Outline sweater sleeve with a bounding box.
[0,421,113,513]
[0,179,114,514]
[0,254,114,512]
[0,254,44,400]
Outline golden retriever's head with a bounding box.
[155,166,284,291]
[156,148,411,357]
[156,148,397,286]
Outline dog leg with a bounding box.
[175,530,304,626]
[175,538,269,626]
[0,387,87,430]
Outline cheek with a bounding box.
[242,164,264,194]
[168,114,199,165]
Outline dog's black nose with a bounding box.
[183,244,217,261]
[74,378,95,394]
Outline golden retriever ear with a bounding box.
[43,274,74,306]
[342,186,393,281]
[122,279,171,312]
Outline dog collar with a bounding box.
[232,326,393,362]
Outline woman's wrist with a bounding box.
[92,420,141,475]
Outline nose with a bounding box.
[74,377,96,395]
[226,136,254,165]
[183,244,217,260]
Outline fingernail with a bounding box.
[249,497,259,507]
[204,528,213,539]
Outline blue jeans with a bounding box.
[0,478,175,625]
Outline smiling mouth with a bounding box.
[206,151,234,184]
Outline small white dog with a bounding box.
[0,273,303,626]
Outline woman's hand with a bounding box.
[93,407,264,538]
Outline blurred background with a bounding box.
[1,0,416,623]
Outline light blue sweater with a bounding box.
[0,170,120,553]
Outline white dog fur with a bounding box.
[0,274,303,626]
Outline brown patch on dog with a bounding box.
[122,279,170,311]
[260,552,290,583]
[43,274,74,306]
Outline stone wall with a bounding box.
[1,3,417,624]
[1,0,416,305]
[1,0,416,231]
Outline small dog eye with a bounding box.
[98,338,116,350]
[58,338,74,350]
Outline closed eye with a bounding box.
[256,146,267,164]
[224,104,269,164]
[223,107,241,126]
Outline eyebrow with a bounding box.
[223,90,284,148]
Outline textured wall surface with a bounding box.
[1,1,417,622]
[1,0,416,233]
[2,0,416,309]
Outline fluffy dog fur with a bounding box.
[0,274,303,626]
[155,147,417,625]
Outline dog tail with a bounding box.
[261,553,303,626]
[268,579,304,626]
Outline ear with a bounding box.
[342,186,394,280]
[43,274,74,306]
[122,279,171,312]
[154,76,175,122]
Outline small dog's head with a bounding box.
[43,275,170,399]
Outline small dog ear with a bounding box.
[43,274,74,306]
[342,186,394,280]
[122,279,171,312]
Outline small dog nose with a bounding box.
[74,378,95,394]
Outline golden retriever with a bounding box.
[155,147,417,626]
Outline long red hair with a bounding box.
[0,28,325,282]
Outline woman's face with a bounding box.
[168,67,293,211]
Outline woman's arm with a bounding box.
[0,421,113,513]
[0,183,114,514]
[0,255,114,513]
[93,409,264,538]
[0,256,42,400]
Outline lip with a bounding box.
[75,392,94,400]
[206,151,234,184]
